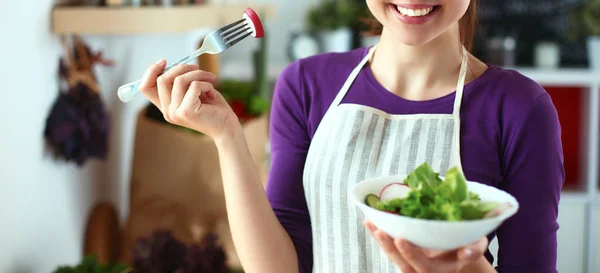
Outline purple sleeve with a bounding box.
[265,62,313,273]
[497,92,564,273]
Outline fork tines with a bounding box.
[218,19,252,47]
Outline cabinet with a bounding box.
[519,69,599,273]
[487,199,587,273]
[593,203,600,273]
[480,69,600,273]
[557,201,587,273]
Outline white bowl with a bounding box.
[351,175,519,250]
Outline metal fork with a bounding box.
[117,18,253,103]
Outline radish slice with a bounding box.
[243,8,265,38]
[379,183,411,202]
[382,210,400,215]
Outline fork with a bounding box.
[117,8,263,103]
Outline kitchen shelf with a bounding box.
[51,4,276,35]
[221,62,600,87]
[561,191,591,204]
[515,67,600,87]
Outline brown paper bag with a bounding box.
[122,107,269,269]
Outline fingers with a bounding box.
[139,59,167,107]
[395,238,431,273]
[157,64,198,115]
[364,221,376,233]
[458,237,488,262]
[377,232,416,273]
[365,222,487,273]
[176,81,214,122]
[170,70,217,113]
[422,249,448,259]
[364,222,415,273]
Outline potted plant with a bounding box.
[306,0,360,53]
[571,0,600,70]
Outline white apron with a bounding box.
[302,45,468,273]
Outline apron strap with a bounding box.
[329,46,468,116]
[452,46,469,174]
[327,47,376,113]
[452,46,469,117]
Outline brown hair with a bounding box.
[361,0,478,51]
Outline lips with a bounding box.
[389,3,441,24]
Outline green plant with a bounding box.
[570,0,600,38]
[217,80,271,120]
[307,0,360,31]
[52,255,131,273]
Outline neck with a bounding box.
[369,24,467,101]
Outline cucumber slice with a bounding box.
[364,194,380,208]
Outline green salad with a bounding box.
[365,163,501,221]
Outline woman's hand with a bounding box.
[365,221,493,273]
[138,59,240,141]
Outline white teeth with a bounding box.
[395,6,434,17]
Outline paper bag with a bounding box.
[122,107,269,269]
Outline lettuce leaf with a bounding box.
[375,163,499,221]
[403,163,443,189]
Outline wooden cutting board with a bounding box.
[84,202,121,264]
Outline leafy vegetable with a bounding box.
[52,255,130,273]
[403,163,443,189]
[368,163,500,221]
[131,229,232,273]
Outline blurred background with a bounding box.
[0,0,599,272]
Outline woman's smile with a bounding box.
[388,3,441,24]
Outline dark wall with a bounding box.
[474,0,588,67]
[352,0,590,68]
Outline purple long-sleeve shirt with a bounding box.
[265,47,564,273]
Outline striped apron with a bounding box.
[302,45,468,273]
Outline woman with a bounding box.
[138,0,564,272]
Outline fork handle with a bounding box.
[117,79,143,103]
[117,48,206,103]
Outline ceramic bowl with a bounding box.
[351,175,519,250]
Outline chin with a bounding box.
[366,0,470,46]
[386,29,438,47]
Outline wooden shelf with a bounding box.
[51,4,275,35]
[515,67,600,87]
[561,191,592,205]
[223,62,600,88]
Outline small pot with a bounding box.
[587,36,600,71]
[287,26,353,62]
[315,27,353,53]
[484,36,517,67]
[534,41,561,69]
